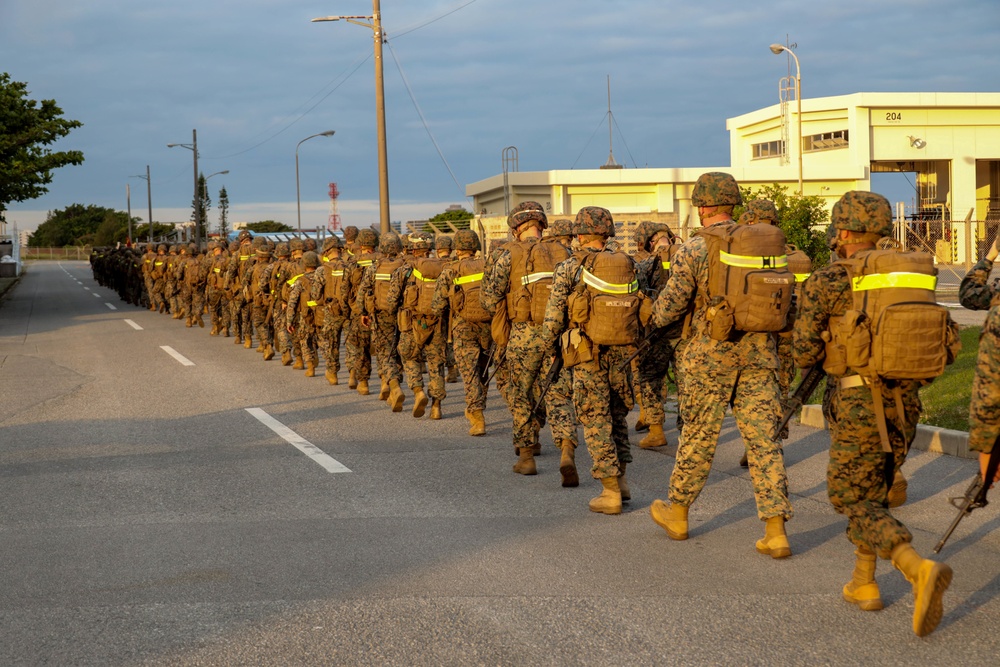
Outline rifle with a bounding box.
[933,443,1000,554]
[477,342,495,385]
[484,347,506,386]
[773,363,825,440]
[531,349,564,421]
[617,325,671,372]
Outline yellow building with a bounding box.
[466,92,1000,262]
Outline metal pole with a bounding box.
[146,165,153,244]
[796,67,803,194]
[126,183,133,245]
[373,0,390,234]
[192,129,201,249]
[296,147,302,234]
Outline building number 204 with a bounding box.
[886,112,902,121]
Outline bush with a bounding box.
[735,183,831,265]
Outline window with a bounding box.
[752,140,786,159]
[803,129,849,152]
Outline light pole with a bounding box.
[130,165,153,244]
[313,2,390,234]
[295,131,336,234]
[167,129,201,248]
[770,43,803,194]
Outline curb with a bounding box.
[799,404,975,460]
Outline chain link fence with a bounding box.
[20,246,94,261]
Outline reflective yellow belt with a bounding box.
[374,273,392,281]
[412,268,436,282]
[286,273,304,286]
[720,250,788,269]
[521,271,553,286]
[661,261,671,270]
[306,300,318,307]
[357,259,373,267]
[454,272,484,285]
[240,255,251,261]
[794,272,811,283]
[581,269,638,295]
[851,272,937,292]
[329,270,344,277]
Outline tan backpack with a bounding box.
[786,244,813,286]
[697,222,793,339]
[451,257,491,323]
[506,238,570,324]
[403,256,444,317]
[568,250,642,347]
[323,259,347,316]
[373,256,406,312]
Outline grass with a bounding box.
[918,325,982,431]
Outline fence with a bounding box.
[896,218,997,270]
[20,246,94,261]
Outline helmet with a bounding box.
[691,172,742,207]
[357,228,379,248]
[831,191,893,237]
[237,230,252,242]
[302,251,320,268]
[550,219,574,238]
[574,206,616,237]
[322,236,343,252]
[453,229,480,251]
[634,221,672,252]
[379,232,402,255]
[228,240,240,253]
[738,199,779,226]
[275,242,290,257]
[157,244,167,253]
[188,243,198,254]
[252,236,267,250]
[400,234,412,251]
[507,201,548,230]
[409,231,433,250]
[304,238,317,252]
[343,225,359,242]
[256,245,272,258]
[178,244,189,254]
[289,238,305,252]
[435,234,453,250]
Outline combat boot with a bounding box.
[196,316,204,328]
[326,368,338,385]
[281,350,292,366]
[618,462,630,502]
[755,516,792,559]
[185,316,193,328]
[263,345,275,361]
[639,424,667,449]
[348,369,358,389]
[210,324,219,336]
[589,477,622,515]
[531,442,542,456]
[739,450,749,468]
[388,380,405,412]
[256,342,265,353]
[305,361,316,377]
[223,328,230,337]
[843,547,883,611]
[234,335,243,345]
[412,388,428,418]
[378,378,390,401]
[430,399,442,420]
[513,447,537,476]
[466,409,486,436]
[446,366,459,383]
[558,440,579,487]
[293,355,304,370]
[650,499,688,540]
[244,337,254,349]
[635,405,649,433]
[888,470,908,508]
[357,378,370,395]
[891,543,953,637]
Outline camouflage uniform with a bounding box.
[970,304,1000,455]
[264,244,294,364]
[206,242,231,335]
[149,245,169,312]
[357,232,405,400]
[178,244,206,328]
[286,251,321,375]
[225,233,255,344]
[344,229,380,392]
[959,256,1000,311]
[246,244,275,355]
[141,245,157,310]
[310,237,349,383]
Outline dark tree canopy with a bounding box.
[29,204,122,247]
[246,220,293,233]
[0,72,84,221]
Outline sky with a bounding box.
[2,0,999,234]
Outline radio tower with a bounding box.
[328,182,341,232]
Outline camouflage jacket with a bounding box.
[959,257,999,311]
[479,237,536,316]
[969,305,1000,454]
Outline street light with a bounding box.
[130,165,153,243]
[295,131,335,234]
[167,129,201,248]
[313,2,390,234]
[770,43,803,194]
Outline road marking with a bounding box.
[160,345,195,366]
[83,286,90,290]
[245,407,351,474]
[92,292,101,298]
[125,319,143,330]
[105,303,117,310]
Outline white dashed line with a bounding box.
[124,319,143,330]
[105,303,117,310]
[92,293,101,298]
[160,345,195,366]
[245,408,351,474]
[83,286,90,290]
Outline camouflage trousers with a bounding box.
[166,281,180,314]
[776,330,794,402]
[824,380,920,557]
[346,316,373,379]
[446,341,458,376]
[273,303,292,353]
[372,311,402,384]
[144,277,155,307]
[207,287,230,333]
[318,308,347,373]
[181,285,205,323]
[291,314,318,366]
[230,295,250,341]
[637,336,675,426]
[399,316,446,400]
[670,364,792,520]
[574,346,634,480]
[251,300,273,347]
[151,278,167,311]
[452,319,491,411]
[502,322,577,451]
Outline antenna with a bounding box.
[602,75,623,170]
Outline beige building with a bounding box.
[466,92,1000,262]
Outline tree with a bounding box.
[0,72,84,222]
[94,210,135,246]
[217,186,230,239]
[193,173,211,231]
[425,206,473,232]
[29,204,120,246]
[735,183,831,265]
[246,220,293,233]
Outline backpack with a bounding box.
[323,259,347,316]
[450,257,491,323]
[697,222,793,340]
[786,244,813,287]
[403,256,444,317]
[506,238,570,324]
[567,250,642,347]
[347,254,376,309]
[373,256,406,312]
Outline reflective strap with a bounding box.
[374,273,392,281]
[240,255,251,261]
[154,261,164,266]
[520,271,553,286]
[839,375,869,390]
[719,250,788,269]
[794,272,811,283]
[454,272,484,286]
[851,272,937,292]
[412,268,436,282]
[330,270,344,277]
[322,257,330,263]
[661,261,671,270]
[357,259,373,267]
[213,268,221,273]
[306,300,318,308]
[286,273,304,286]
[581,269,638,295]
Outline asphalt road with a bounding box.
[1,261,998,666]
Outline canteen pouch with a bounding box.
[567,289,591,326]
[707,301,735,341]
[561,328,594,368]
[639,295,655,328]
[397,308,412,333]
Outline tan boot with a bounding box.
[210,325,219,336]
[196,316,204,328]
[244,337,253,349]
[388,380,405,412]
[326,368,338,385]
[263,345,274,361]
[755,516,792,559]
[234,335,243,344]
[650,499,688,540]
[223,328,230,337]
[843,547,883,611]
[412,388,428,418]
[305,361,316,377]
[447,367,459,383]
[891,543,953,637]
[635,404,649,433]
[293,358,304,370]
[430,399,442,420]
[357,378,370,396]
[281,351,292,366]
[888,470,908,508]
[185,316,193,328]
[559,440,579,488]
[531,442,542,456]
[589,477,622,515]
[466,409,486,436]
[513,447,537,475]
[378,379,390,401]
[639,424,667,449]
[256,343,265,353]
[618,462,630,502]
[348,369,358,389]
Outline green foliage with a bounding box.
[29,204,123,246]
[919,325,982,431]
[193,173,210,230]
[735,183,830,265]
[135,222,177,241]
[94,210,135,246]
[246,220,293,233]
[217,186,230,238]
[0,72,84,220]
[427,207,473,231]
